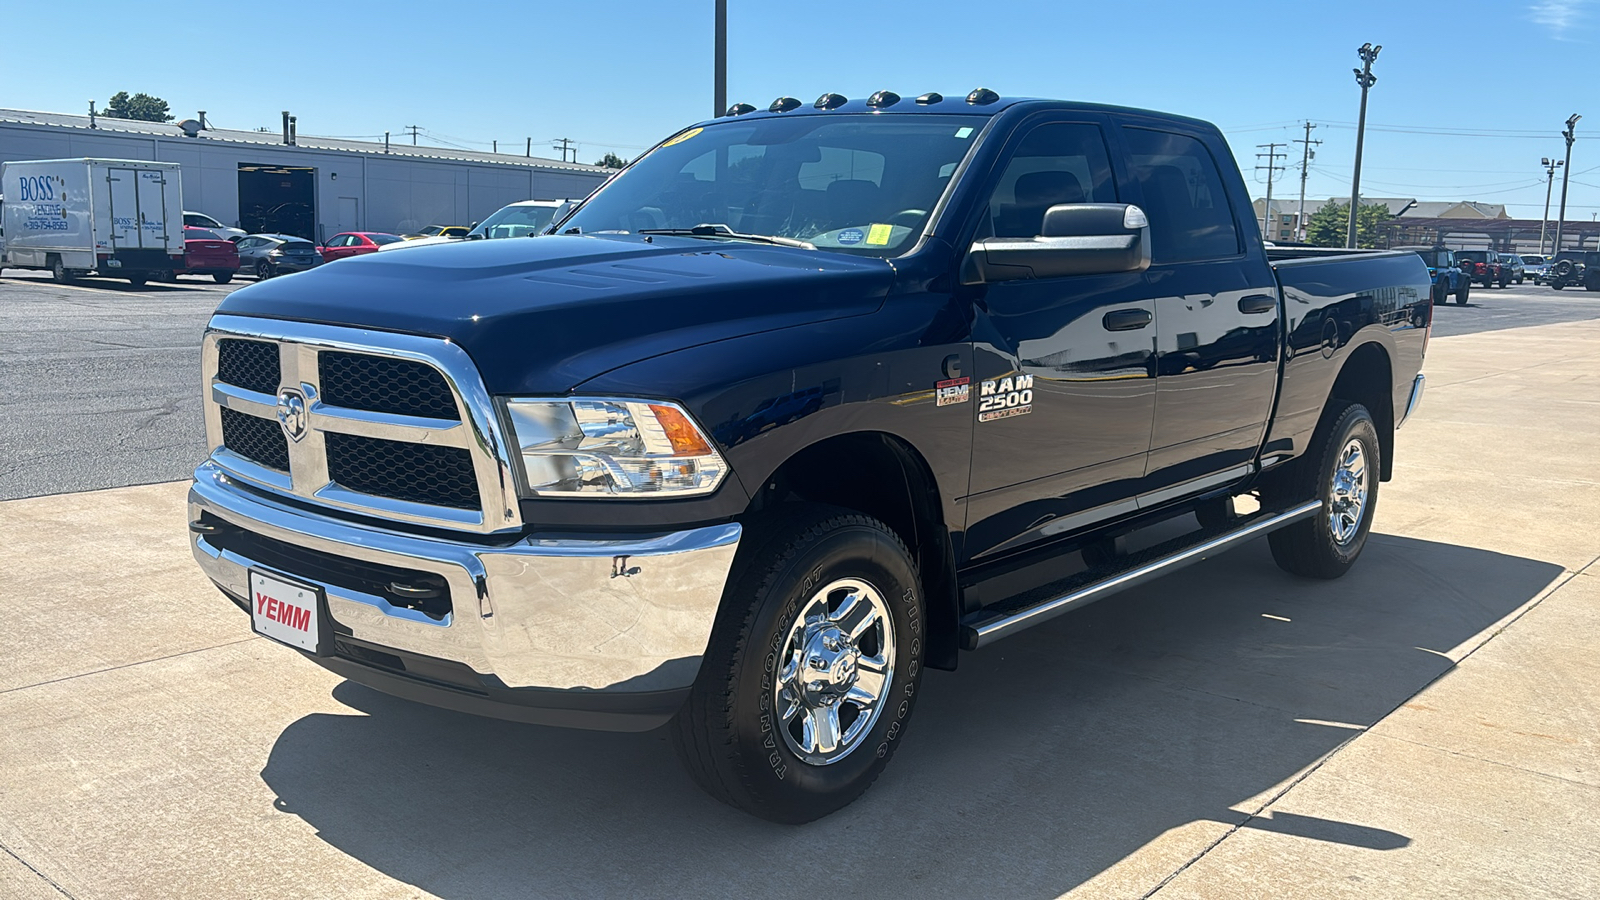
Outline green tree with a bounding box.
[595,152,628,169]
[1304,200,1392,249]
[104,91,173,123]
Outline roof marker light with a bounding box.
[725,103,757,116]
[769,96,802,113]
[866,90,900,108]
[966,87,1000,105]
[915,92,943,105]
[814,93,848,110]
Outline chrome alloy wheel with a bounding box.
[774,578,896,766]
[1328,438,1369,545]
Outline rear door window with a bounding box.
[1123,127,1241,263]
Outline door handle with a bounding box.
[1103,308,1153,331]
[1238,294,1277,314]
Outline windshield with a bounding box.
[560,114,986,257]
[471,204,558,238]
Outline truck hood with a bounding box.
[216,234,895,394]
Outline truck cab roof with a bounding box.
[686,90,1218,133]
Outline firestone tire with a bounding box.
[672,504,925,824]
[1266,403,1380,580]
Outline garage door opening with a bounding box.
[238,164,315,238]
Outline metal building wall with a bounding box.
[0,120,607,239]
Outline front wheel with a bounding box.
[1455,281,1470,304]
[673,505,925,823]
[1266,403,1380,579]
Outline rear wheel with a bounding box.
[1266,403,1380,579]
[255,261,273,280]
[673,505,925,823]
[51,256,74,284]
[1430,281,1447,306]
[214,272,234,284]
[127,273,148,288]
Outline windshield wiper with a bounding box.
[638,223,815,250]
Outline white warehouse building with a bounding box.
[0,108,612,240]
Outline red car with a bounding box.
[180,227,240,283]
[320,232,405,261]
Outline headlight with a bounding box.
[502,398,728,498]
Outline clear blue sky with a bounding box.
[21,0,1600,217]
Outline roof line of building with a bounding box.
[0,107,611,175]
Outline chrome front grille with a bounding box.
[202,315,522,534]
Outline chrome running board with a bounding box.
[960,500,1323,650]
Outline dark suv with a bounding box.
[1454,250,1509,288]
[1548,251,1600,291]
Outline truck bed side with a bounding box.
[1263,250,1432,473]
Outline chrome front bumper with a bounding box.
[189,462,740,717]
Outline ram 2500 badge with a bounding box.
[189,88,1430,823]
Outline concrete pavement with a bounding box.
[1,318,1597,898]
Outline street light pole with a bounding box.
[1552,114,1581,257]
[1540,157,1563,256]
[713,0,727,118]
[1347,42,1381,249]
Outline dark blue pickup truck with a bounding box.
[188,89,1430,823]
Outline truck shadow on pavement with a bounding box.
[259,533,1562,899]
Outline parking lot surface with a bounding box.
[0,271,241,500]
[1,285,1597,896]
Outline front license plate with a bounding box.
[249,569,326,654]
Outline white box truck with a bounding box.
[1,158,184,286]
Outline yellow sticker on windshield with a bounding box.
[662,127,703,147]
[866,223,893,246]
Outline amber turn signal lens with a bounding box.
[650,404,713,456]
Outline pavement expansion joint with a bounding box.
[0,637,258,697]
[0,841,75,900]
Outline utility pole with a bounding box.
[1295,122,1320,242]
[405,125,420,146]
[1256,142,1287,241]
[552,138,574,163]
[492,140,497,153]
[714,0,727,117]
[1347,42,1381,249]
[526,137,531,157]
[1540,156,1563,255]
[1553,114,1581,257]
